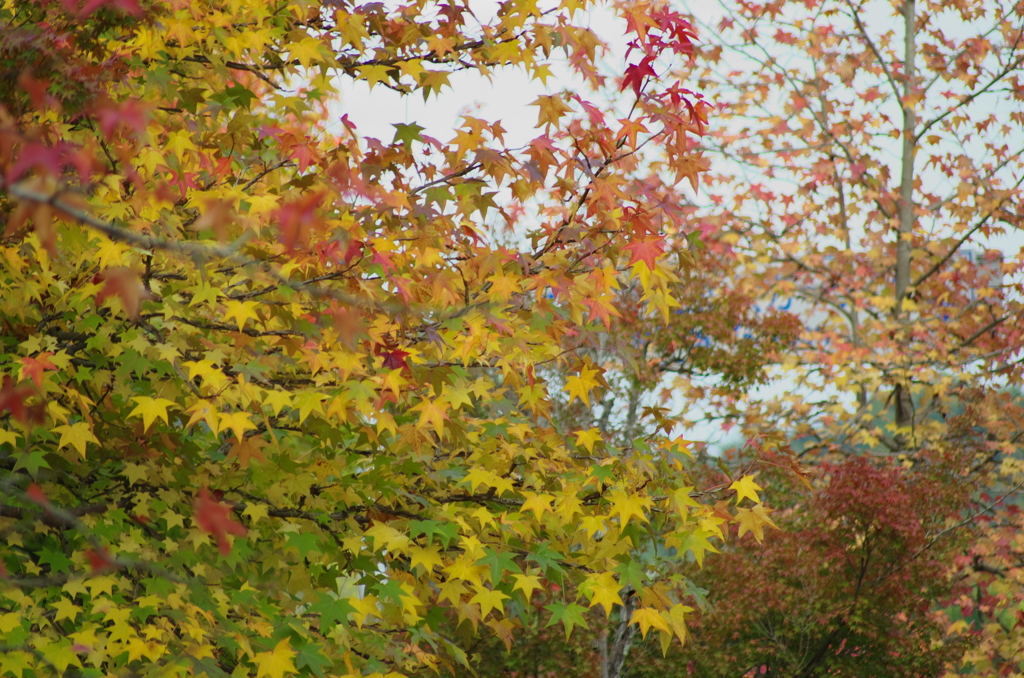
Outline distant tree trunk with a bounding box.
[598,590,637,678]
[893,0,917,438]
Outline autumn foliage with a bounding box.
[0,0,770,676]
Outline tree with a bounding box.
[659,0,1024,672]
[627,450,975,677]
[0,1,748,677]
[431,235,801,678]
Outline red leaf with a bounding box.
[275,191,324,251]
[85,547,117,573]
[61,0,142,17]
[290,142,320,173]
[17,72,57,112]
[26,483,49,507]
[342,239,365,264]
[623,236,666,271]
[94,268,154,318]
[381,347,410,371]
[0,377,44,425]
[95,99,150,140]
[621,56,657,96]
[194,488,247,555]
[20,353,58,389]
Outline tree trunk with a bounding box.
[599,591,638,678]
[893,0,917,434]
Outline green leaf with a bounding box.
[544,602,589,638]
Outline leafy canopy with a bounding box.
[0,0,750,677]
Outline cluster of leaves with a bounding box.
[661,0,1024,673]
[643,451,974,678]
[0,0,774,677]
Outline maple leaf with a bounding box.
[95,99,149,140]
[218,411,257,442]
[275,191,324,251]
[470,587,509,618]
[0,378,44,425]
[574,427,603,452]
[127,397,177,431]
[532,94,573,129]
[623,236,666,272]
[512,573,544,601]
[735,504,779,543]
[564,364,600,406]
[608,489,653,525]
[414,398,449,437]
[729,475,763,505]
[616,117,650,148]
[253,639,297,678]
[545,602,589,639]
[51,422,99,459]
[194,488,247,555]
[380,346,410,371]
[84,547,117,574]
[227,436,267,468]
[94,268,154,318]
[583,571,624,616]
[19,353,58,389]
[630,607,671,639]
[622,55,657,96]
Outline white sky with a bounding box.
[329,2,631,146]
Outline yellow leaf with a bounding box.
[512,573,544,600]
[359,64,393,89]
[630,607,671,638]
[219,411,256,442]
[126,637,166,663]
[397,58,425,81]
[0,612,22,633]
[414,398,448,437]
[223,300,260,331]
[289,37,327,67]
[443,383,473,411]
[52,596,82,622]
[520,492,554,518]
[665,603,692,646]
[262,389,292,416]
[469,586,508,618]
[0,429,18,447]
[364,523,410,553]
[51,421,99,458]
[292,392,326,423]
[461,468,515,496]
[583,571,623,616]
[0,650,33,678]
[242,502,270,523]
[574,427,602,452]
[564,364,599,406]
[253,638,297,678]
[729,475,762,505]
[348,595,379,627]
[735,504,779,543]
[608,489,652,526]
[127,397,177,431]
[531,94,573,128]
[408,545,443,573]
